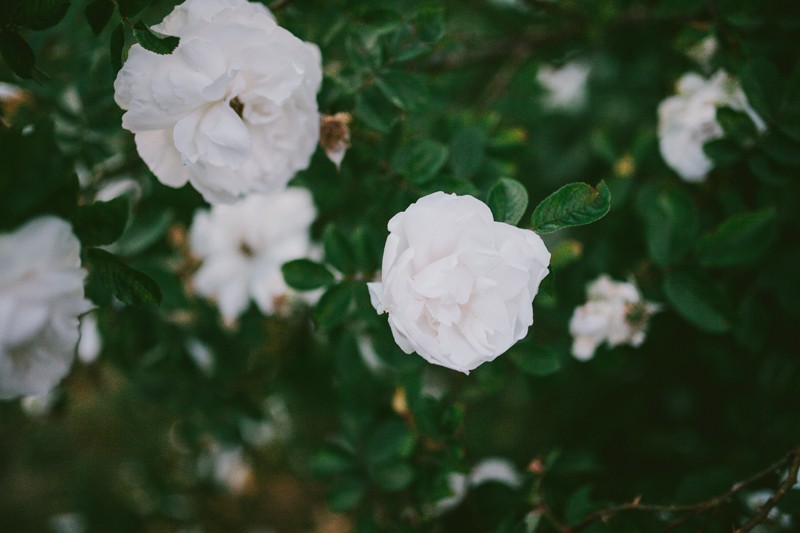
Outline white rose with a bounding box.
[367,192,551,374]
[189,187,318,323]
[657,70,765,183]
[569,275,658,361]
[0,217,92,399]
[114,0,322,203]
[536,62,591,112]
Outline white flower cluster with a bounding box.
[658,70,764,182]
[114,0,322,203]
[368,192,551,373]
[536,62,591,112]
[189,187,318,323]
[569,275,658,361]
[0,217,92,399]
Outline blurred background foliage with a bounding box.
[1,0,800,531]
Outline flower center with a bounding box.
[229,97,244,119]
[239,241,255,257]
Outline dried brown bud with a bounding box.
[320,112,352,170]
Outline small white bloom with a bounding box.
[686,35,718,70]
[77,312,102,363]
[114,0,322,203]
[536,62,591,112]
[430,472,469,515]
[21,390,59,417]
[368,192,551,374]
[189,187,318,323]
[743,489,793,530]
[469,457,523,488]
[569,275,658,361]
[657,70,765,183]
[0,217,92,399]
[198,442,253,494]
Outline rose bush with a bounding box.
[114,0,322,203]
[368,192,551,373]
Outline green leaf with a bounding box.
[636,185,699,266]
[663,271,730,333]
[366,420,416,465]
[412,7,444,43]
[118,0,152,18]
[0,30,35,79]
[86,248,162,307]
[702,138,741,167]
[739,57,783,122]
[322,225,356,276]
[132,21,179,55]
[375,70,429,111]
[487,178,529,225]
[761,131,800,168]
[355,85,395,133]
[450,126,487,180]
[716,106,758,145]
[327,476,366,512]
[314,282,355,330]
[85,0,115,36]
[311,445,356,478]
[510,345,561,376]
[110,23,125,73]
[390,139,449,184]
[748,152,792,185]
[18,0,71,30]
[530,181,611,234]
[695,207,777,267]
[371,462,414,492]
[73,197,129,246]
[281,259,335,291]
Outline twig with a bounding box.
[531,447,800,532]
[736,447,800,533]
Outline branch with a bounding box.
[736,447,800,533]
[530,446,800,533]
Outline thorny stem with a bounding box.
[532,446,800,533]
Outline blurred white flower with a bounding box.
[21,390,59,417]
[430,457,522,515]
[569,275,658,361]
[198,443,253,494]
[536,62,591,111]
[0,217,92,399]
[469,457,523,487]
[686,35,718,70]
[114,0,322,203]
[368,192,551,374]
[743,489,793,531]
[657,70,765,182]
[77,312,102,364]
[189,187,318,323]
[431,473,469,515]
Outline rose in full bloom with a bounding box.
[657,70,764,183]
[0,217,92,399]
[189,187,318,323]
[569,275,658,361]
[367,192,551,373]
[114,0,322,203]
[536,62,591,112]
